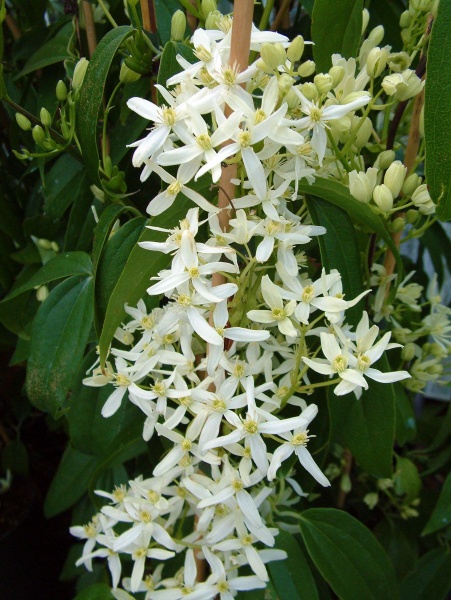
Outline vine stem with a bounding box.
[4,13,22,40]
[270,0,291,31]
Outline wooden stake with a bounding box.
[81,0,98,57]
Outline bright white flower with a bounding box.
[248,275,297,337]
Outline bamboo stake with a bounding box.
[81,0,98,58]
[140,0,157,33]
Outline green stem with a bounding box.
[102,81,122,167]
[98,0,118,28]
[259,0,276,31]
[296,377,341,393]
[177,0,201,18]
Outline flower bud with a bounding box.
[373,184,393,212]
[36,285,49,302]
[387,51,411,73]
[382,69,424,101]
[349,167,378,203]
[171,10,186,41]
[411,0,433,11]
[367,47,389,78]
[56,80,68,101]
[375,149,395,170]
[363,492,379,510]
[261,43,286,71]
[340,474,352,493]
[51,241,59,252]
[390,217,405,233]
[412,184,435,214]
[402,173,421,196]
[287,35,304,63]
[368,25,384,45]
[38,238,53,250]
[120,62,141,83]
[362,8,370,34]
[200,0,217,19]
[277,73,295,96]
[15,113,31,131]
[405,209,419,224]
[352,116,372,147]
[299,82,318,101]
[384,160,406,198]
[401,343,416,361]
[314,73,333,95]
[330,116,351,133]
[285,89,300,110]
[32,124,46,146]
[400,10,411,27]
[40,107,52,127]
[204,10,222,30]
[72,58,89,91]
[341,90,369,104]
[329,65,345,88]
[298,60,315,78]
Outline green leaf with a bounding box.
[154,0,185,45]
[44,444,98,517]
[16,22,73,78]
[43,154,85,219]
[373,518,417,581]
[157,41,195,102]
[422,472,451,535]
[269,530,319,600]
[64,182,98,252]
[400,547,451,600]
[1,438,29,475]
[92,205,130,274]
[98,196,190,365]
[26,276,94,417]
[300,508,399,600]
[328,356,395,477]
[2,252,92,301]
[425,0,451,221]
[394,383,416,446]
[74,583,114,600]
[394,457,421,503]
[94,217,146,334]
[77,26,133,185]
[367,0,404,52]
[421,221,451,285]
[307,197,364,327]
[300,179,403,286]
[311,0,363,72]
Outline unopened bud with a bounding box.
[329,65,345,88]
[171,10,186,41]
[200,0,217,19]
[382,69,424,101]
[384,160,406,198]
[331,116,351,133]
[400,10,411,28]
[40,107,52,127]
[298,60,315,78]
[375,149,395,170]
[402,173,421,196]
[285,89,300,110]
[36,285,49,302]
[390,217,405,233]
[314,73,333,95]
[340,473,352,493]
[349,168,378,203]
[261,43,286,71]
[72,58,89,91]
[368,25,384,45]
[38,238,53,250]
[353,116,372,147]
[373,184,393,212]
[405,209,419,224]
[412,184,435,214]
[205,10,222,30]
[367,47,389,78]
[387,51,411,73]
[287,35,305,63]
[16,113,31,131]
[401,343,416,361]
[277,73,295,96]
[411,0,433,11]
[362,8,370,34]
[32,124,46,146]
[120,62,141,83]
[364,492,379,510]
[56,80,68,101]
[299,82,318,101]
[51,241,59,252]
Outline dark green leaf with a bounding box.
[307,197,364,327]
[367,0,404,52]
[44,444,98,517]
[400,547,451,600]
[300,508,398,600]
[43,154,85,219]
[64,182,98,252]
[299,179,403,287]
[2,252,92,301]
[1,438,29,475]
[373,519,417,581]
[98,196,190,365]
[329,356,395,477]
[92,205,130,274]
[422,472,451,535]
[16,22,73,78]
[269,530,319,600]
[394,383,416,446]
[312,0,363,72]
[154,0,185,45]
[425,0,451,221]
[0,188,24,244]
[77,26,133,185]
[26,276,94,417]
[74,583,114,600]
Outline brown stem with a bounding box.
[5,13,22,40]
[0,419,11,447]
[140,0,157,33]
[337,449,353,509]
[81,1,98,58]
[186,0,198,31]
[270,0,291,31]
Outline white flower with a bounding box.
[248,276,297,337]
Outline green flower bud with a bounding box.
[120,62,141,84]
[56,80,68,101]
[352,115,372,147]
[329,65,345,87]
[387,51,411,73]
[340,473,352,493]
[287,35,304,63]
[200,0,217,19]
[368,25,384,45]
[428,343,446,358]
[402,173,421,196]
[277,73,295,97]
[299,82,318,101]
[261,43,286,71]
[405,209,419,224]
[314,73,332,95]
[401,343,416,361]
[330,116,351,133]
[40,107,52,127]
[51,241,59,252]
[362,8,370,34]
[15,113,31,131]
[285,89,300,110]
[38,238,53,250]
[32,124,46,146]
[205,10,222,30]
[390,216,405,233]
[384,160,406,198]
[298,60,315,78]
[363,492,379,510]
[171,10,186,41]
[375,149,395,170]
[72,58,89,91]
[36,285,49,302]
[411,0,433,11]
[400,10,411,27]
[366,47,389,78]
[412,184,435,214]
[349,167,378,203]
[373,184,394,212]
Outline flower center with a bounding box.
[333,354,348,373]
[115,373,131,387]
[139,510,152,523]
[292,431,309,446]
[177,294,192,307]
[133,548,147,559]
[217,580,229,593]
[222,65,239,87]
[194,45,212,63]
[239,130,252,148]
[243,419,259,434]
[181,438,192,452]
[168,180,182,195]
[302,285,315,303]
[197,133,212,150]
[141,314,155,329]
[231,478,244,492]
[310,107,323,123]
[357,353,371,372]
[148,490,159,503]
[233,362,246,378]
[162,107,176,126]
[272,307,287,320]
[152,381,166,396]
[188,266,200,278]
[112,486,126,502]
[212,396,226,411]
[241,534,253,546]
[255,108,266,123]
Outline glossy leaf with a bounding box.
[300,179,403,286]
[2,252,92,301]
[92,204,130,274]
[422,472,451,535]
[43,154,85,219]
[26,276,94,417]
[328,356,395,477]
[312,0,363,72]
[394,383,416,446]
[98,196,190,365]
[373,519,417,581]
[154,0,184,45]
[269,530,319,600]
[16,22,73,78]
[400,547,451,600]
[300,508,398,600]
[307,197,364,327]
[77,26,133,185]
[425,0,451,221]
